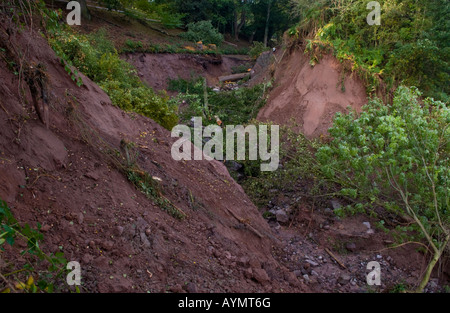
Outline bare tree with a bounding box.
[263,0,272,47]
[79,0,91,21]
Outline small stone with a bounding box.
[363,222,371,229]
[114,226,124,236]
[170,284,184,293]
[145,228,151,236]
[248,258,261,269]
[102,241,114,251]
[93,256,108,267]
[338,274,351,285]
[41,224,51,232]
[376,254,382,259]
[82,254,93,264]
[428,279,438,290]
[252,268,270,284]
[85,171,99,181]
[238,256,250,267]
[303,274,310,282]
[244,268,253,279]
[78,213,84,224]
[324,208,334,215]
[311,270,319,276]
[305,259,319,267]
[331,199,342,210]
[186,282,198,293]
[346,242,357,252]
[275,209,289,224]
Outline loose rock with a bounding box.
[275,209,289,223]
[338,274,351,285]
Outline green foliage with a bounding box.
[293,0,449,101]
[127,170,186,220]
[180,20,224,45]
[231,63,252,74]
[169,76,267,126]
[241,122,322,207]
[168,76,205,94]
[132,0,186,28]
[218,46,250,56]
[317,86,449,251]
[48,28,178,129]
[248,41,270,60]
[0,199,68,293]
[168,77,273,180]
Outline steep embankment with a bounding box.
[258,48,367,138]
[0,21,305,292]
[124,53,250,91]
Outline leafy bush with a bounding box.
[293,0,449,101]
[241,121,321,203]
[180,20,224,45]
[48,29,178,129]
[248,41,270,60]
[317,86,449,292]
[231,63,252,74]
[123,39,144,53]
[169,76,267,126]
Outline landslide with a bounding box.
[0,16,306,292]
[124,53,250,91]
[257,46,368,138]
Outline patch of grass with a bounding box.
[389,282,409,293]
[127,169,186,220]
[119,140,186,220]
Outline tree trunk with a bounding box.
[416,250,441,292]
[79,0,91,21]
[415,235,449,293]
[263,0,272,47]
[235,10,246,41]
[249,30,256,44]
[219,73,250,82]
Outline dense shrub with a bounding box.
[248,41,270,60]
[292,0,449,101]
[180,20,224,45]
[317,86,449,291]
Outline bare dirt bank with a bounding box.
[258,49,367,138]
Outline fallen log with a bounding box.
[219,72,250,82]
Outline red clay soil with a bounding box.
[257,48,367,138]
[124,53,250,91]
[0,21,305,293]
[0,17,448,293]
